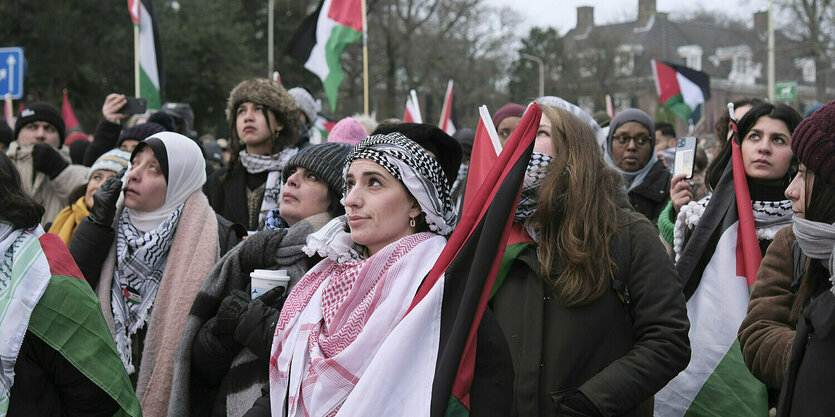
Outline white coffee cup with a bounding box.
[250,269,290,299]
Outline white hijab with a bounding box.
[126,132,206,232]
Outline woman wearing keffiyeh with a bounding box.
[254,132,512,416]
[206,78,302,231]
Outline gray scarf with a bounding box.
[793,217,835,293]
[239,148,299,227]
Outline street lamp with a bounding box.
[521,53,545,98]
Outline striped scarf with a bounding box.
[239,148,299,227]
[111,204,183,373]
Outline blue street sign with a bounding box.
[0,47,24,99]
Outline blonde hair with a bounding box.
[530,105,624,307]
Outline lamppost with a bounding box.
[521,53,545,98]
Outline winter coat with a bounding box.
[83,119,122,166]
[491,211,690,417]
[6,142,89,225]
[205,162,253,230]
[170,213,331,417]
[627,159,671,224]
[738,226,799,391]
[776,261,835,416]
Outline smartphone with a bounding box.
[119,97,147,115]
[673,136,698,179]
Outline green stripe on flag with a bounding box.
[322,24,362,111]
[684,340,768,417]
[139,67,161,110]
[444,395,470,417]
[29,274,142,417]
[491,242,536,298]
[662,94,693,123]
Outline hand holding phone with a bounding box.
[119,97,147,115]
[673,136,698,179]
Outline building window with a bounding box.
[795,58,816,83]
[677,45,703,70]
[577,96,595,114]
[613,93,632,112]
[715,45,759,85]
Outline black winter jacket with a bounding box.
[205,163,253,230]
[491,211,690,417]
[8,331,119,417]
[627,160,671,224]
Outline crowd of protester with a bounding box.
[2,77,835,417]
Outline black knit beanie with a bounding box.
[119,122,166,147]
[14,103,66,147]
[283,143,352,195]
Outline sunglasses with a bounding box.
[613,134,651,146]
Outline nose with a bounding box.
[285,171,300,188]
[126,167,140,183]
[785,175,799,201]
[344,185,361,209]
[625,139,638,151]
[756,138,772,154]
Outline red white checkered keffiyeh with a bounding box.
[269,232,445,417]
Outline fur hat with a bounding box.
[371,122,462,184]
[792,100,835,188]
[283,142,352,196]
[328,117,367,145]
[227,78,301,150]
[14,103,66,147]
[288,87,319,126]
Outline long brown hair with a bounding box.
[530,105,624,307]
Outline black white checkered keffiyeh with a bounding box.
[514,152,553,224]
[112,204,183,373]
[239,148,299,225]
[343,133,456,235]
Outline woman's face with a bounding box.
[236,102,281,153]
[535,114,556,157]
[279,167,330,226]
[124,146,167,212]
[785,163,814,219]
[84,170,118,209]
[497,116,522,147]
[740,116,793,182]
[611,121,652,172]
[344,159,421,257]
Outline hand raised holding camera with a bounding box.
[102,94,129,125]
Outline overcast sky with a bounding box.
[488,0,771,36]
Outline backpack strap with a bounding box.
[611,211,633,317]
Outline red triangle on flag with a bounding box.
[62,89,81,132]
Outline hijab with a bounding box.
[604,108,658,192]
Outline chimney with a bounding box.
[576,6,594,33]
[754,11,768,33]
[637,0,656,27]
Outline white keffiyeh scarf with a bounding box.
[239,147,299,226]
[112,204,183,373]
[674,194,794,261]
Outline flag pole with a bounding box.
[134,24,140,97]
[361,0,369,115]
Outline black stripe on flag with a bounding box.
[430,140,534,416]
[287,0,325,63]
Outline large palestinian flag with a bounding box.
[127,0,163,110]
[654,109,768,416]
[652,60,710,124]
[288,0,363,112]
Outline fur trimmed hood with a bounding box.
[226,78,301,150]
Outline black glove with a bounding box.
[257,284,287,309]
[88,175,123,227]
[216,289,251,341]
[32,143,69,179]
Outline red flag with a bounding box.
[402,89,422,123]
[729,104,762,286]
[272,70,282,85]
[463,106,532,246]
[438,80,456,135]
[62,89,81,132]
[4,97,13,127]
[127,0,140,23]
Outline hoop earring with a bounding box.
[409,217,416,228]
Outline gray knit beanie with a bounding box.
[283,142,352,195]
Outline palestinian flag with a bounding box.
[652,60,710,124]
[61,89,81,132]
[1,232,140,416]
[654,107,768,416]
[128,0,164,110]
[438,80,456,135]
[415,104,541,416]
[288,0,363,112]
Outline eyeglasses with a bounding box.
[613,134,651,146]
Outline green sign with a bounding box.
[775,81,797,101]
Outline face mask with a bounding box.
[514,152,553,224]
